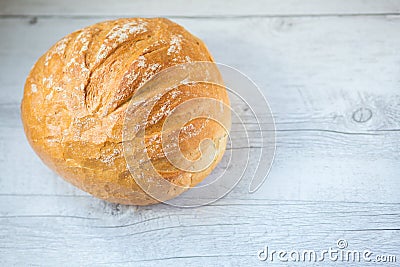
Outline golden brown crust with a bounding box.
[21,18,229,205]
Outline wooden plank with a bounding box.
[1,0,399,17]
[1,124,400,203]
[0,196,399,265]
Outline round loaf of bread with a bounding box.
[21,18,230,205]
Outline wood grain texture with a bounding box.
[1,0,399,17]
[0,1,400,266]
[0,196,399,266]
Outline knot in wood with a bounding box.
[352,107,373,123]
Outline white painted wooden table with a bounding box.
[1,1,399,266]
